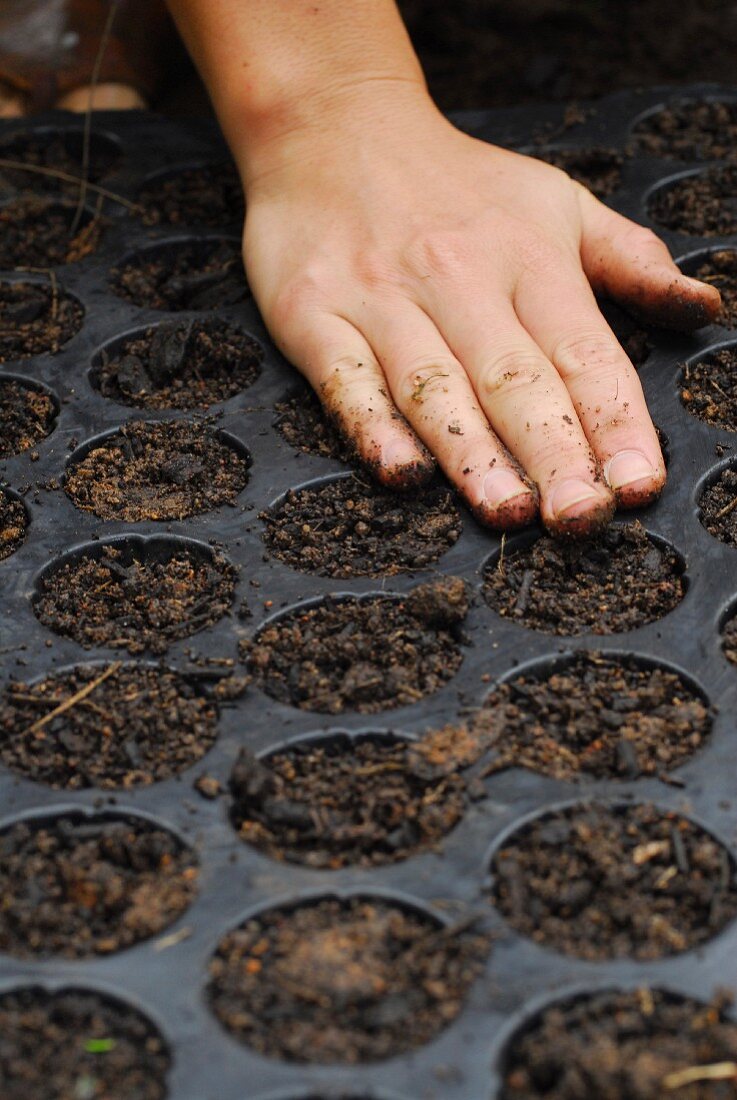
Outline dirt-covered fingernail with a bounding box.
[549,478,610,520]
[483,469,530,506]
[605,450,657,491]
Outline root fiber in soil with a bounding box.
[0,196,103,268]
[681,348,737,430]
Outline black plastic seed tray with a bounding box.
[4,84,737,1100]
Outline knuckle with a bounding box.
[406,230,471,280]
[354,251,402,293]
[553,330,627,378]
[478,349,549,400]
[392,355,462,405]
[269,272,325,328]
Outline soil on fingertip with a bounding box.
[649,165,737,236]
[632,99,737,162]
[94,318,262,410]
[0,130,119,195]
[699,466,737,545]
[0,378,56,458]
[34,542,237,653]
[0,987,169,1100]
[0,280,83,360]
[0,662,222,789]
[0,491,28,562]
[681,348,737,430]
[263,474,461,578]
[207,896,489,1062]
[65,419,250,522]
[110,240,248,311]
[138,162,245,227]
[0,196,103,268]
[273,388,357,463]
[501,988,737,1100]
[532,146,623,199]
[492,802,737,960]
[241,577,468,713]
[598,298,655,368]
[483,522,685,635]
[229,734,468,868]
[686,250,737,329]
[0,815,198,958]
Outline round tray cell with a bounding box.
[0,986,169,1100]
[241,578,468,713]
[0,278,83,361]
[698,461,737,546]
[463,652,711,781]
[109,237,248,311]
[499,988,737,1099]
[679,249,737,329]
[0,661,220,789]
[482,522,685,636]
[598,297,654,368]
[263,473,461,578]
[274,387,356,463]
[0,811,197,958]
[0,375,57,458]
[531,146,623,199]
[229,732,468,868]
[0,126,120,194]
[491,801,737,960]
[632,98,737,162]
[137,161,245,227]
[91,317,262,410]
[649,165,737,236]
[207,895,489,1063]
[680,346,737,430]
[0,196,104,268]
[0,488,29,562]
[33,536,237,654]
[65,419,251,522]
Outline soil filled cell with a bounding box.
[263,474,461,578]
[0,128,119,194]
[482,522,685,635]
[685,250,737,329]
[0,987,169,1100]
[0,814,197,958]
[492,802,737,960]
[681,348,737,430]
[598,298,654,367]
[501,989,737,1100]
[721,612,737,668]
[0,280,83,360]
[110,239,248,311]
[633,99,737,162]
[93,318,262,410]
[229,734,467,868]
[34,540,237,654]
[0,662,221,789]
[0,377,56,458]
[0,490,28,562]
[532,146,623,199]
[208,896,489,1062]
[699,466,737,545]
[138,162,245,227]
[274,388,356,463]
[65,419,250,522]
[649,165,737,236]
[0,196,103,267]
[241,577,468,713]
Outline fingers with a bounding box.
[0,82,26,118]
[359,301,538,529]
[578,188,721,331]
[515,266,666,510]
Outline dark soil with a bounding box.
[0,987,169,1100]
[207,896,489,1063]
[34,541,237,654]
[721,613,737,668]
[0,280,83,360]
[0,491,28,561]
[138,162,245,227]
[0,129,119,195]
[0,196,103,268]
[531,147,623,199]
[699,466,737,545]
[0,377,56,458]
[681,348,737,430]
[633,99,737,162]
[433,653,711,782]
[263,474,461,578]
[241,577,468,713]
[274,388,357,463]
[0,814,197,958]
[93,318,262,410]
[110,240,248,311]
[649,165,737,237]
[229,734,467,868]
[0,662,220,789]
[598,298,654,368]
[483,522,685,635]
[65,419,250,522]
[492,802,737,960]
[686,251,737,329]
[501,988,737,1100]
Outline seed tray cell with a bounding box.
[3,86,737,1099]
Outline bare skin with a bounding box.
[0,80,145,115]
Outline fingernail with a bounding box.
[550,478,607,519]
[483,469,530,506]
[605,450,657,491]
[382,438,419,469]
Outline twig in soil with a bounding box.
[0,159,143,213]
[497,533,506,574]
[715,494,737,520]
[22,661,122,738]
[663,1062,737,1089]
[514,569,534,613]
